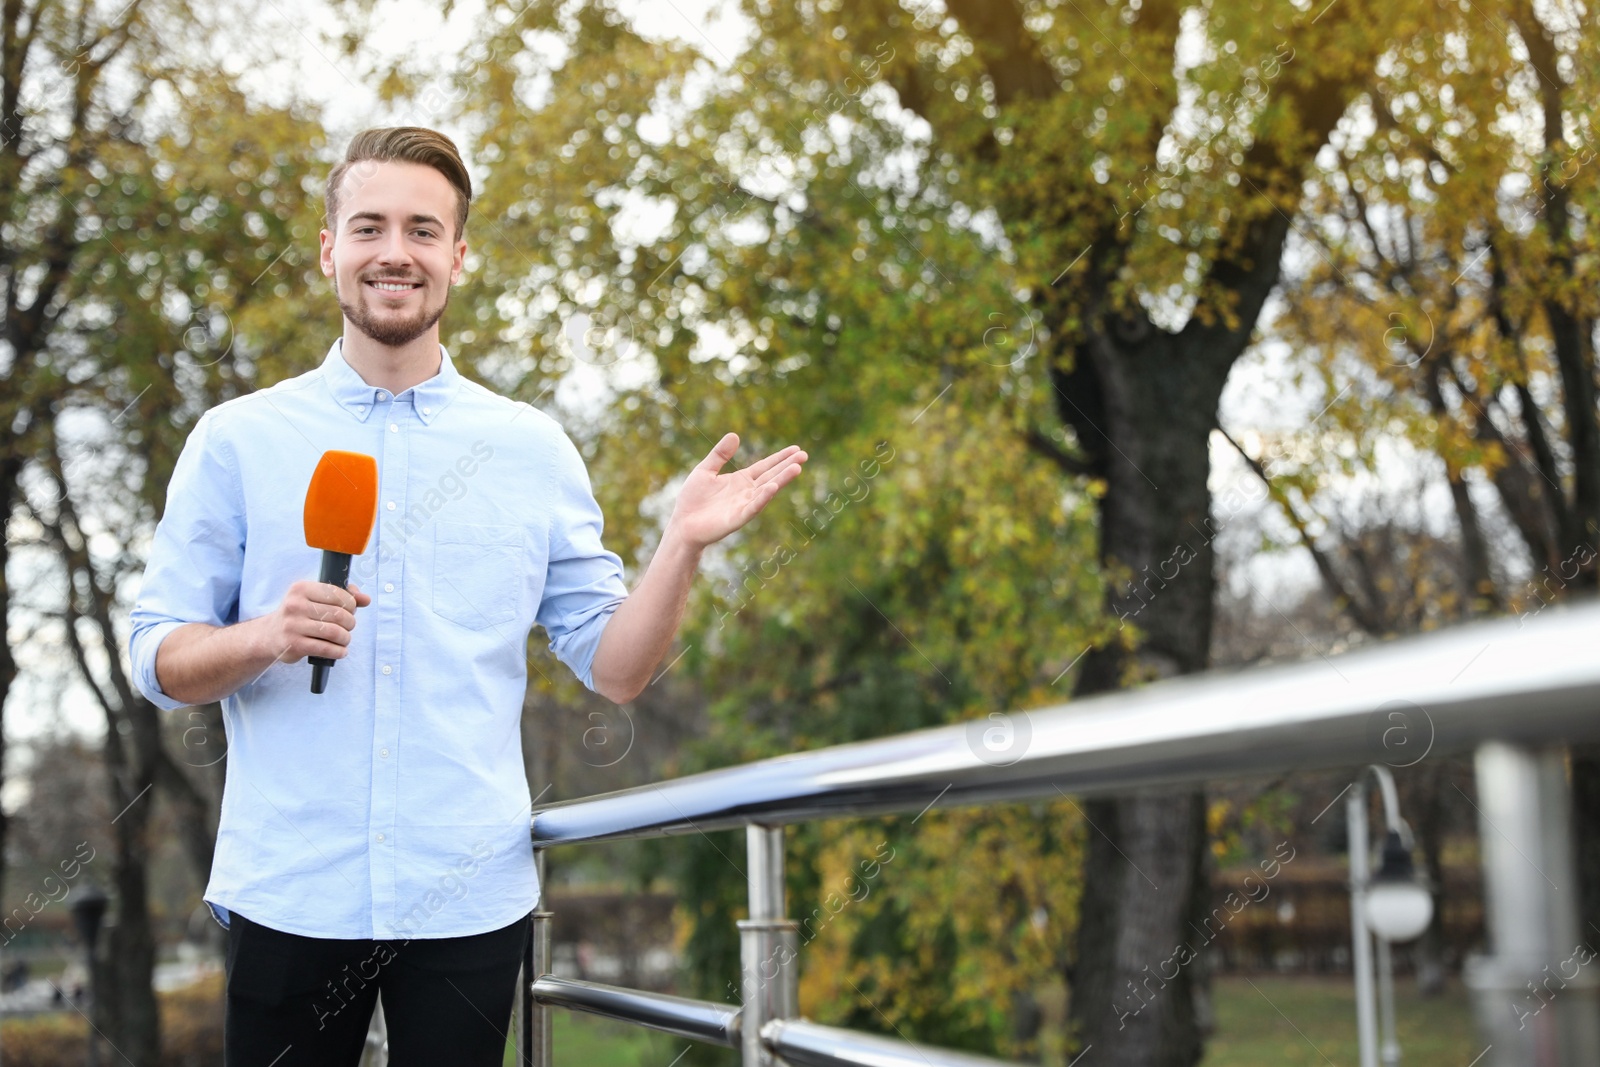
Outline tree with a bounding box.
[1253,0,1598,935]
[4,0,361,1055]
[434,1,1403,1062]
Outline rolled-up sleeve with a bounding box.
[128,411,247,712]
[537,430,628,692]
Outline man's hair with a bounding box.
[325,127,472,241]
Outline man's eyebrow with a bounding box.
[345,211,446,229]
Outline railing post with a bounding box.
[522,848,554,1067]
[739,824,799,1067]
[1465,742,1600,1067]
[1347,788,1380,1067]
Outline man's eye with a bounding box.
[414,230,435,238]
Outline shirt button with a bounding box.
[357,404,367,413]
[376,833,385,842]
[389,423,399,433]
[379,747,390,758]
[422,406,432,415]
[382,664,393,675]
[386,501,396,511]
[378,391,389,400]
[384,583,394,593]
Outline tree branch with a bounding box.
[1216,423,1384,635]
[944,0,1059,107]
[1187,13,1366,361]
[1021,426,1094,478]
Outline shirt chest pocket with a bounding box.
[432,521,527,630]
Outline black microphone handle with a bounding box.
[309,549,353,694]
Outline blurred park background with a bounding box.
[1,0,1596,1063]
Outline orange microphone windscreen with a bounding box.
[303,450,379,555]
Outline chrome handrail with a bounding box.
[763,1018,1018,1067]
[532,602,1600,846]
[521,601,1600,1067]
[530,976,739,1047]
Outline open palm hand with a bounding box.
[669,432,808,551]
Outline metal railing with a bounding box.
[518,601,1600,1067]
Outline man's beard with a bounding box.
[336,275,449,348]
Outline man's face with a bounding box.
[320,160,467,349]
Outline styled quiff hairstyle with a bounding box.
[325,127,473,241]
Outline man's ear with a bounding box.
[319,229,335,278]
[451,235,467,285]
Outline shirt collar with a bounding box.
[321,337,462,426]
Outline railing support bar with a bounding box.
[1466,743,1600,1066]
[1347,788,1379,1067]
[525,849,554,1067]
[741,824,799,1067]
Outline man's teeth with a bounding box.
[371,281,418,291]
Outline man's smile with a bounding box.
[367,278,423,298]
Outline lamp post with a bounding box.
[69,885,109,1067]
[1348,765,1433,1067]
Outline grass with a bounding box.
[504,1009,682,1067]
[4,971,1483,1066]
[521,975,1484,1067]
[1201,974,1485,1067]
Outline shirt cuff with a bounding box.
[129,619,196,712]
[550,599,624,693]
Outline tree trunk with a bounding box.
[1572,745,1600,958]
[0,457,19,911]
[41,454,169,1065]
[93,710,162,1067]
[1411,758,1449,996]
[1059,328,1229,1066]
[96,823,161,1067]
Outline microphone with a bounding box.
[302,450,379,694]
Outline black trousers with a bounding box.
[223,909,530,1067]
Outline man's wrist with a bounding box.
[236,613,279,669]
[657,522,707,571]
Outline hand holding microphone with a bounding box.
[260,580,372,668]
[301,450,379,694]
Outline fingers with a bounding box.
[271,611,354,664]
[696,431,740,472]
[346,582,373,607]
[745,445,808,484]
[286,579,360,645]
[296,578,357,613]
[302,616,355,657]
[756,462,803,495]
[740,462,803,521]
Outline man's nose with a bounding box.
[377,230,412,265]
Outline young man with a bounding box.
[128,127,806,1066]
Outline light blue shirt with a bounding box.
[128,338,627,940]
